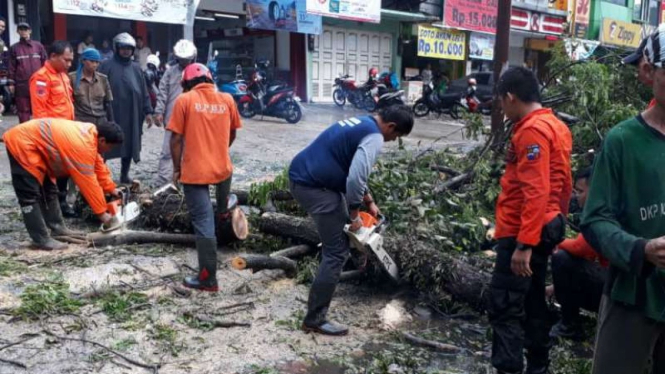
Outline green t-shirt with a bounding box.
[581,115,665,322]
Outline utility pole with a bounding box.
[490,0,513,143]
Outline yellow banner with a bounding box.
[417,26,466,61]
[600,18,641,48]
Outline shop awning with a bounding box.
[380,9,440,23]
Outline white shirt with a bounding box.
[135,46,152,71]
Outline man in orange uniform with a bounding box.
[489,67,572,374]
[2,119,124,250]
[550,168,608,341]
[167,63,241,291]
[29,40,77,217]
[29,40,75,120]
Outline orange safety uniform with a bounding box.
[2,119,116,215]
[557,234,609,268]
[167,83,242,185]
[29,61,75,120]
[495,108,573,246]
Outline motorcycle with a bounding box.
[412,82,466,120]
[0,68,13,114]
[238,68,302,124]
[457,84,492,116]
[364,82,405,112]
[220,80,248,103]
[332,74,377,109]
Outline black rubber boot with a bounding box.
[183,237,218,292]
[42,198,83,237]
[120,157,132,184]
[21,203,68,250]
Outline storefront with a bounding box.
[20,0,194,67]
[307,15,400,103]
[195,0,307,100]
[468,32,495,74]
[509,6,566,80]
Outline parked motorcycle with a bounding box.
[0,68,13,114]
[220,80,248,103]
[332,74,378,109]
[364,82,405,112]
[238,67,302,124]
[412,82,466,119]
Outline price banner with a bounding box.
[417,26,466,61]
[444,0,498,34]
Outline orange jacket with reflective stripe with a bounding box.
[29,61,75,121]
[558,234,609,268]
[494,108,573,246]
[2,119,115,215]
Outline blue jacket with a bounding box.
[289,116,383,199]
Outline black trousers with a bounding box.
[7,151,58,207]
[489,215,565,373]
[551,250,606,325]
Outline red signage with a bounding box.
[511,8,566,35]
[444,0,499,34]
[661,1,665,24]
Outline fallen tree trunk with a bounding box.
[257,213,491,311]
[87,230,196,247]
[231,254,297,276]
[271,245,316,259]
[259,212,320,246]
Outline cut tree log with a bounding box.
[257,213,491,311]
[217,208,249,244]
[139,192,248,244]
[87,230,196,247]
[258,212,320,246]
[271,245,316,259]
[231,254,297,276]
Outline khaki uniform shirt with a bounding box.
[68,71,113,120]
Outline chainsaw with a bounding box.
[101,186,141,233]
[345,212,399,282]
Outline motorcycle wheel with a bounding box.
[412,100,430,118]
[285,102,302,124]
[363,96,377,112]
[239,102,257,119]
[332,89,346,107]
[450,103,467,120]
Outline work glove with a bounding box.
[101,216,123,232]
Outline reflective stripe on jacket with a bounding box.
[2,119,116,214]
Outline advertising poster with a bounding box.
[52,0,198,24]
[600,18,641,49]
[564,38,599,61]
[469,32,495,61]
[417,26,466,61]
[443,0,499,34]
[247,0,322,34]
[306,0,381,24]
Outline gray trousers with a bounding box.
[183,176,232,239]
[592,296,665,374]
[290,181,350,326]
[154,131,173,187]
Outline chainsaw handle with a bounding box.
[376,214,389,233]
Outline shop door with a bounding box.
[311,26,393,102]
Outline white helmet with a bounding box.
[113,32,136,49]
[146,54,160,68]
[173,39,197,60]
